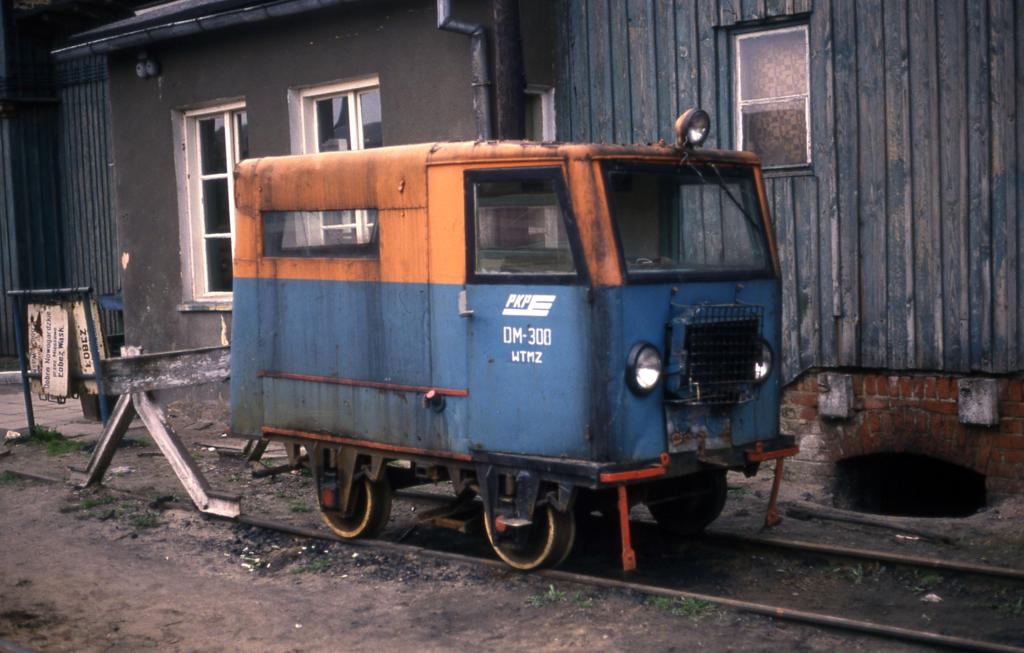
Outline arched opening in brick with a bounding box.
[834,453,986,518]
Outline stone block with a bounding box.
[818,372,854,419]
[958,378,999,427]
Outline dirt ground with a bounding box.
[1,388,1022,652]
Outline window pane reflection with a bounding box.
[316,96,350,151]
[202,178,231,234]
[199,117,226,174]
[359,89,382,149]
[235,111,249,160]
[205,236,233,292]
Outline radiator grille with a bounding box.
[678,305,763,404]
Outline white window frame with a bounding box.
[287,75,381,154]
[734,24,811,168]
[524,84,556,142]
[173,99,247,305]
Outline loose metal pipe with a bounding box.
[436,0,493,141]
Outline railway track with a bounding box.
[5,469,1023,652]
[396,488,1024,583]
[235,512,1024,653]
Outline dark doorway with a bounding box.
[834,453,986,518]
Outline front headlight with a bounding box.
[753,339,773,383]
[627,342,662,395]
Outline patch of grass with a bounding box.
[28,426,84,455]
[59,494,118,513]
[0,470,25,485]
[727,485,750,497]
[572,592,594,609]
[526,584,568,607]
[297,558,333,574]
[993,590,1024,618]
[1004,597,1024,618]
[290,503,313,513]
[906,570,942,593]
[833,563,868,585]
[670,597,716,618]
[648,596,717,619]
[848,563,865,585]
[130,512,161,530]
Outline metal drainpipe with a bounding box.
[436,0,493,141]
[0,0,10,100]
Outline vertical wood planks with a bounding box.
[609,0,633,144]
[56,60,123,340]
[856,0,887,368]
[966,0,992,370]
[696,0,718,147]
[1018,0,1024,366]
[567,0,591,142]
[654,0,679,142]
[675,0,700,117]
[809,0,838,367]
[936,0,969,371]
[988,0,1018,369]
[773,177,801,379]
[554,0,574,140]
[626,0,657,143]
[832,0,860,366]
[883,0,913,370]
[588,0,615,143]
[741,0,765,22]
[555,0,1022,377]
[793,176,820,372]
[719,0,741,27]
[765,0,789,18]
[0,121,17,354]
[908,0,943,369]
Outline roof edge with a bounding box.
[52,0,357,60]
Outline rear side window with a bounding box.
[471,177,576,276]
[262,209,378,258]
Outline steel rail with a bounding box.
[701,530,1024,582]
[234,515,1024,653]
[396,488,1024,583]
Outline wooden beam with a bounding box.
[100,346,229,394]
[68,393,136,488]
[132,392,240,519]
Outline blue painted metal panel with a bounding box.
[229,278,262,437]
[231,276,779,464]
[462,283,591,458]
[609,279,781,461]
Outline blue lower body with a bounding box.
[230,276,781,467]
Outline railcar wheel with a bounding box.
[322,475,392,539]
[647,469,727,535]
[484,504,576,571]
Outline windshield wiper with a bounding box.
[681,160,761,231]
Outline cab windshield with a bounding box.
[604,162,771,277]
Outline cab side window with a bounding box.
[262,209,378,258]
[470,176,576,277]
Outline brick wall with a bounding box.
[782,371,1024,500]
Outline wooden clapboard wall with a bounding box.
[556,0,1022,382]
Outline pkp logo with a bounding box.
[502,294,556,317]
